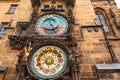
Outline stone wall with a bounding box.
[0,0,32,80]
[74,0,96,26]
[0,0,120,80]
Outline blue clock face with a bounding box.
[44,18,56,28]
[29,46,67,79]
[35,14,68,35]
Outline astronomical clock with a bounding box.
[24,13,71,79]
[8,0,79,80]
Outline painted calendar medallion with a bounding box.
[29,46,67,79]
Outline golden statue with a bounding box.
[22,43,32,62]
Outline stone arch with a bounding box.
[94,7,107,14]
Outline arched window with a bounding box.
[95,11,109,33]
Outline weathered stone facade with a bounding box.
[0,0,120,80]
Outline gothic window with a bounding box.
[8,5,18,14]
[95,11,109,33]
[0,23,9,38]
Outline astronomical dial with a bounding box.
[35,14,68,35]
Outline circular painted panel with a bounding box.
[35,14,68,35]
[30,46,67,79]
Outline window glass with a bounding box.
[99,14,107,26]
[57,5,62,10]
[9,5,17,13]
[2,23,9,28]
[96,12,109,33]
[0,23,9,38]
[0,27,4,38]
[96,14,101,25]
[20,28,26,36]
[44,5,49,10]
